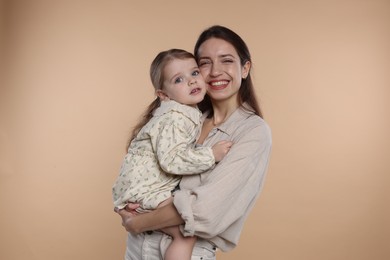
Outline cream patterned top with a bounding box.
[112,100,215,210]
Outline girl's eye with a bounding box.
[174,77,183,84]
[192,70,200,76]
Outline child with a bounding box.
[112,49,232,260]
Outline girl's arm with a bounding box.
[152,111,215,174]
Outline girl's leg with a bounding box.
[157,197,196,260]
[163,225,196,260]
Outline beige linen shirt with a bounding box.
[173,105,272,252]
[113,100,215,210]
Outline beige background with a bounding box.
[1,0,389,259]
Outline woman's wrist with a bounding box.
[140,203,184,232]
[119,199,184,234]
[128,214,148,234]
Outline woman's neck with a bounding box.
[197,99,239,144]
[211,99,239,126]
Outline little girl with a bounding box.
[112,49,232,260]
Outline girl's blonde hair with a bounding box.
[127,49,196,150]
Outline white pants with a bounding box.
[125,231,216,260]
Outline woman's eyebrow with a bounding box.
[219,54,235,59]
[199,54,235,60]
[198,56,210,60]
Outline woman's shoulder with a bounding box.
[229,106,272,141]
[236,105,269,127]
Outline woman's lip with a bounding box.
[209,80,229,86]
[208,80,229,90]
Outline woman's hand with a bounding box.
[114,203,141,234]
[114,201,184,234]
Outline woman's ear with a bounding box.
[242,60,251,79]
[156,90,169,101]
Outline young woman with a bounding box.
[115,25,272,260]
[113,49,232,260]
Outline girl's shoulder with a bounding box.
[154,100,202,125]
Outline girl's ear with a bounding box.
[156,90,170,101]
[242,60,251,79]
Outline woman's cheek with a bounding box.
[199,67,210,78]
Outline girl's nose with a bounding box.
[189,78,197,86]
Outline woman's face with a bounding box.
[197,38,250,104]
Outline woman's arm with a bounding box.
[174,118,272,239]
[115,114,271,248]
[115,202,184,234]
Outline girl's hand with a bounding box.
[212,140,233,162]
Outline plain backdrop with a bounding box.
[1,0,389,259]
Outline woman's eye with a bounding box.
[222,59,233,63]
[198,60,210,67]
[174,77,183,84]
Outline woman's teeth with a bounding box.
[211,81,228,86]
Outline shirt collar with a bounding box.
[201,103,256,135]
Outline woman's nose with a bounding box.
[210,63,222,76]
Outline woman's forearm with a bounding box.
[126,202,184,234]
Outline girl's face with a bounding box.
[157,58,206,107]
[197,38,250,104]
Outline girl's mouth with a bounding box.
[190,88,201,94]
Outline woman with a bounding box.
[115,25,272,260]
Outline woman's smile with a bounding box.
[208,80,229,90]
